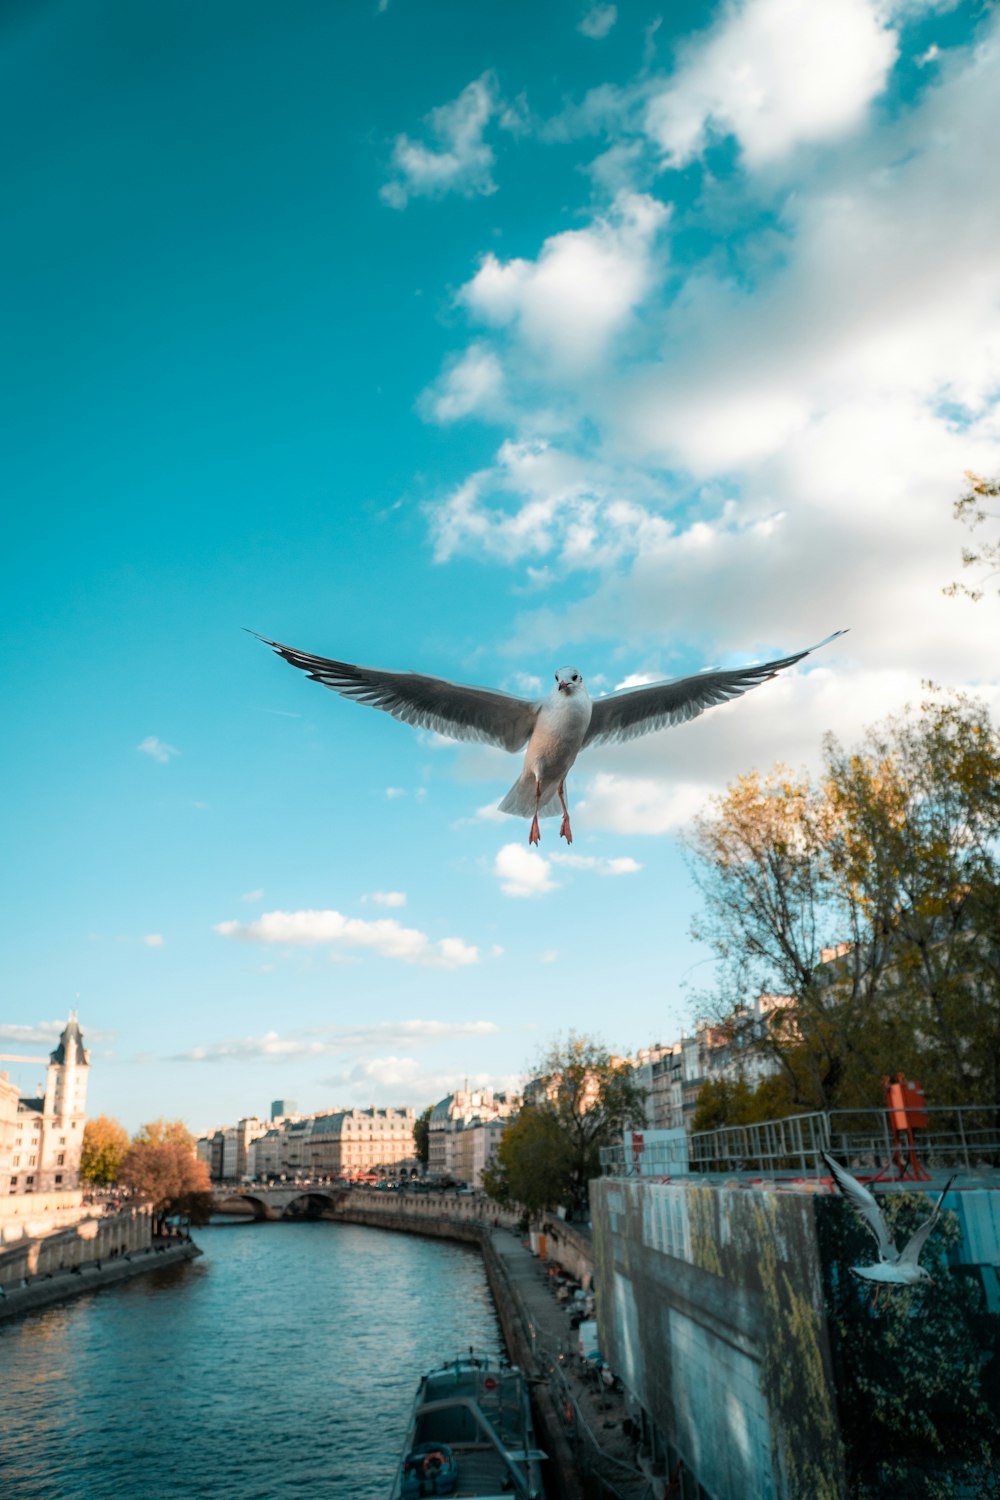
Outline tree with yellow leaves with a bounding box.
[687,695,1000,1115]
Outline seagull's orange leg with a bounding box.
[529,780,542,846]
[558,779,572,844]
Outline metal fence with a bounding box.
[601,1104,1000,1178]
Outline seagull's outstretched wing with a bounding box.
[252,634,538,753]
[898,1177,955,1266]
[583,631,848,750]
[822,1152,894,1261]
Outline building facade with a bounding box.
[1,1014,90,1196]
[427,1088,519,1182]
[308,1107,417,1178]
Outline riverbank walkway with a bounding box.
[489,1229,657,1500]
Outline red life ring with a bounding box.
[422,1451,447,1476]
[484,1376,497,1391]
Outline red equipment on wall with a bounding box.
[882,1073,931,1180]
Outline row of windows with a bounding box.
[8,1174,64,1191]
[8,1154,64,1167]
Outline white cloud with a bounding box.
[431,22,1000,694]
[475,802,508,823]
[175,1016,500,1064]
[181,1030,335,1062]
[141,933,164,947]
[0,1018,114,1048]
[363,891,407,907]
[578,774,712,834]
[335,1019,500,1046]
[385,786,406,799]
[460,191,669,369]
[381,73,504,208]
[550,852,642,875]
[137,736,179,764]
[494,843,559,897]
[644,0,899,168]
[428,438,674,566]
[214,909,479,969]
[0,1019,68,1048]
[241,889,264,902]
[422,343,506,424]
[319,1058,518,1111]
[579,4,617,40]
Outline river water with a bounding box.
[0,1222,503,1499]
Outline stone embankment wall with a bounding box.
[0,1188,89,1246]
[538,1218,592,1287]
[591,1177,845,1500]
[0,1208,153,1290]
[0,1235,200,1324]
[328,1188,522,1232]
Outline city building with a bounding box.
[221,1116,268,1180]
[427,1088,519,1182]
[0,1014,90,1197]
[270,1098,297,1120]
[308,1107,417,1178]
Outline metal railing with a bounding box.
[601,1104,1000,1178]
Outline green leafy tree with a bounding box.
[80,1114,130,1185]
[483,1033,647,1216]
[413,1105,432,1167]
[482,1105,574,1214]
[687,696,1000,1117]
[818,1192,1000,1497]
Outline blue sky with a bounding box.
[3,0,998,1136]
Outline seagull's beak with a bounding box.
[558,681,569,693]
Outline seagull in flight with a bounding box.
[252,629,847,845]
[822,1152,954,1295]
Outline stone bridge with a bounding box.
[213,1184,348,1221]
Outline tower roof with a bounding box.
[50,1011,88,1067]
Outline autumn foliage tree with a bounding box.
[482,1033,646,1216]
[944,470,1000,602]
[119,1119,213,1229]
[80,1114,130,1185]
[687,694,1000,1116]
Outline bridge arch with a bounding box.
[279,1190,342,1220]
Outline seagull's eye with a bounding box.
[573,674,579,682]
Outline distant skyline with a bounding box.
[3,0,998,1134]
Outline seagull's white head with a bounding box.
[555,666,584,695]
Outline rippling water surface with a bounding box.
[0,1222,502,1499]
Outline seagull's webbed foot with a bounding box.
[558,779,572,844]
[529,814,541,846]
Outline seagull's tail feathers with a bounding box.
[499,774,561,820]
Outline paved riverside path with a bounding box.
[488,1229,656,1500]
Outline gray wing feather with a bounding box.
[823,1152,894,1261]
[583,630,848,750]
[898,1177,954,1265]
[253,634,537,753]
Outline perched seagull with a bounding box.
[822,1152,954,1293]
[252,629,847,845]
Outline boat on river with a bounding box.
[391,1353,546,1499]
